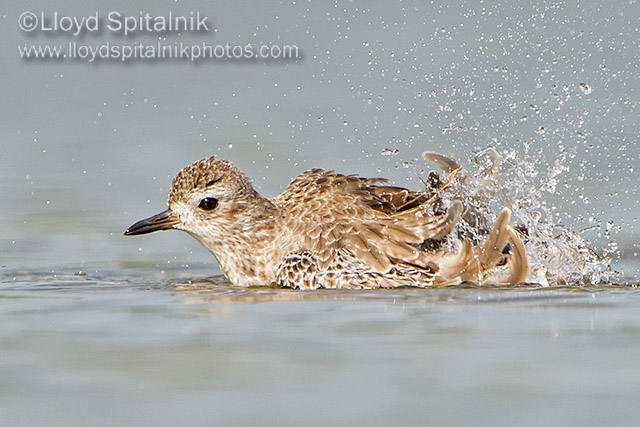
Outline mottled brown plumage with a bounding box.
[125,152,529,288]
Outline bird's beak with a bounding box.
[124,209,181,236]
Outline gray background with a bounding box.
[1,0,638,276]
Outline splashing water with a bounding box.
[435,147,615,287]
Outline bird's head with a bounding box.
[124,157,258,241]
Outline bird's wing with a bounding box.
[274,168,462,276]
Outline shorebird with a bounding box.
[125,152,529,289]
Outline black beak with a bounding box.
[124,209,181,236]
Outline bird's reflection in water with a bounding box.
[168,275,613,305]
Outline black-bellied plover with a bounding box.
[125,152,528,288]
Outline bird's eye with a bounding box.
[198,197,218,211]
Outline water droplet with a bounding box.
[381,148,399,156]
[579,83,592,95]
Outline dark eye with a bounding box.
[198,197,218,211]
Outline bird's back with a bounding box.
[271,168,458,289]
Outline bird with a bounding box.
[124,152,529,289]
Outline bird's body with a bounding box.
[125,153,529,288]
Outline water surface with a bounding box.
[2,266,640,426]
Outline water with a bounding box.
[2,0,640,425]
[2,266,640,426]
[436,148,617,286]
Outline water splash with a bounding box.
[436,147,615,286]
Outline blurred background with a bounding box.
[1,0,638,277]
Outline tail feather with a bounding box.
[505,227,529,284]
[478,208,511,270]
